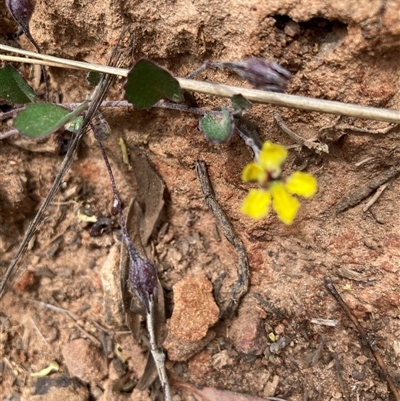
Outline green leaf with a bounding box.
[199,107,235,144]
[65,115,84,133]
[87,71,102,87]
[124,59,183,110]
[14,101,89,138]
[230,94,252,112]
[0,65,36,103]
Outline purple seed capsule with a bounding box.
[5,0,35,37]
[129,255,158,312]
[223,58,292,92]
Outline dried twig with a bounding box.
[1,44,400,123]
[332,352,349,401]
[253,293,286,320]
[195,161,249,317]
[336,165,400,214]
[324,277,400,401]
[30,300,102,347]
[362,182,390,212]
[273,112,329,154]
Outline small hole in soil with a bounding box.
[272,15,348,40]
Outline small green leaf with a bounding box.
[124,59,183,110]
[65,115,84,133]
[199,107,234,144]
[14,101,88,139]
[0,65,36,103]
[230,94,252,112]
[87,71,102,87]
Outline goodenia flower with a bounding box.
[241,141,317,225]
[242,141,288,182]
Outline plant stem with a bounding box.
[1,44,400,123]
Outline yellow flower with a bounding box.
[242,141,288,183]
[285,171,317,198]
[241,162,266,184]
[241,189,271,219]
[270,182,300,225]
[241,184,300,224]
[258,141,288,173]
[240,141,318,225]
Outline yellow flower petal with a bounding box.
[241,162,267,183]
[285,171,318,198]
[258,141,288,172]
[241,189,271,220]
[270,182,300,225]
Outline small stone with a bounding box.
[90,386,103,399]
[270,336,291,354]
[274,323,285,335]
[13,270,38,292]
[352,370,365,380]
[188,351,212,377]
[164,330,216,362]
[100,244,124,326]
[212,350,234,369]
[229,298,267,356]
[263,374,279,398]
[62,339,107,384]
[284,21,301,37]
[168,274,219,342]
[355,355,369,365]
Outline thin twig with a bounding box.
[147,297,172,401]
[273,112,329,154]
[324,277,400,401]
[0,129,19,139]
[0,100,207,122]
[30,300,102,347]
[332,352,349,401]
[363,182,390,212]
[336,165,400,214]
[195,161,249,317]
[273,113,329,154]
[1,44,400,123]
[234,116,263,159]
[253,293,286,319]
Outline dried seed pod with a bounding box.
[224,58,291,92]
[6,0,35,39]
[128,250,158,312]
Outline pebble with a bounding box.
[168,274,219,342]
[62,339,107,384]
[284,21,301,37]
[229,298,267,356]
[13,270,38,292]
[270,336,291,354]
[352,370,365,380]
[164,275,219,361]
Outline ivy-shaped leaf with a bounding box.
[199,107,235,144]
[0,65,36,103]
[124,59,183,110]
[14,101,88,139]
